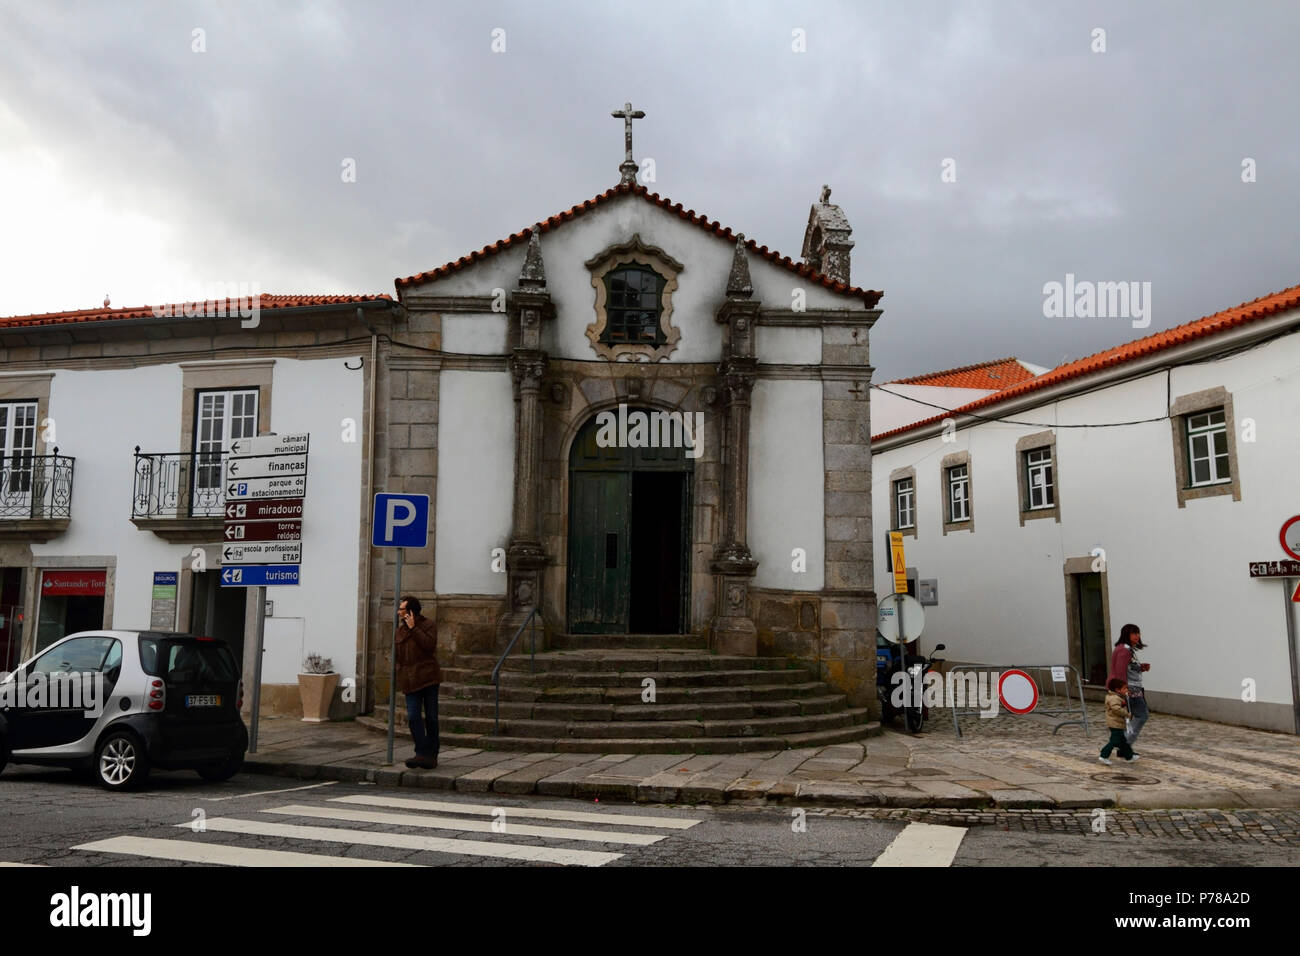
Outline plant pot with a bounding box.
[298,673,340,722]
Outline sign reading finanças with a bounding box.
[221,433,308,588]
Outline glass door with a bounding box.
[0,402,38,518]
[192,389,257,515]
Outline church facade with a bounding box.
[366,178,883,709]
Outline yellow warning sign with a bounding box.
[889,531,907,595]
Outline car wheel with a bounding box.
[904,706,924,734]
[95,730,150,791]
[197,753,244,783]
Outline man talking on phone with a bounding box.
[396,595,441,769]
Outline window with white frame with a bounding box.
[1185,407,1230,486]
[894,477,915,529]
[193,389,258,494]
[947,464,969,522]
[1025,447,1054,510]
[0,401,38,500]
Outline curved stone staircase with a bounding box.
[368,637,878,754]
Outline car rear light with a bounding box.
[195,636,215,642]
[148,678,165,711]
[236,680,244,710]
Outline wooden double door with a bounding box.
[567,413,693,635]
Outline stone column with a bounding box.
[820,320,879,709]
[709,238,761,655]
[500,231,554,643]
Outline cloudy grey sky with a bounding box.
[1,0,1296,379]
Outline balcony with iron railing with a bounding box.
[130,448,229,541]
[0,450,75,542]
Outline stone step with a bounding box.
[444,680,832,705]
[430,714,880,754]
[439,708,860,740]
[442,667,816,689]
[439,693,849,723]
[452,651,808,674]
[547,633,709,650]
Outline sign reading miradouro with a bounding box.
[221,433,308,587]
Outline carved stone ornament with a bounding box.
[727,583,745,610]
[585,234,684,362]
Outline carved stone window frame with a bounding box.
[1169,386,1241,508]
[1016,430,1060,526]
[940,450,973,535]
[585,234,683,362]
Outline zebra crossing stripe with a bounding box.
[73,836,418,867]
[181,816,622,866]
[330,794,701,829]
[264,804,665,846]
[872,822,966,867]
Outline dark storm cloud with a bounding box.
[1,0,1296,379]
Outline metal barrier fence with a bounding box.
[942,663,1091,738]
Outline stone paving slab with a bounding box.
[240,709,1300,810]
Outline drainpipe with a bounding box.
[358,308,379,712]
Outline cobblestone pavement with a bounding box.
[242,699,1300,811]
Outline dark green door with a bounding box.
[1076,573,1108,685]
[568,471,630,633]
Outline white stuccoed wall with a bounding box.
[749,379,825,590]
[872,325,1300,723]
[434,370,514,595]
[28,356,365,684]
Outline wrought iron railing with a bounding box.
[0,450,74,520]
[132,448,227,519]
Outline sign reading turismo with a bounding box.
[593,404,704,459]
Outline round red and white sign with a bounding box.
[1281,516,1300,562]
[998,669,1039,714]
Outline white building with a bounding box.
[0,294,395,718]
[871,284,1300,733]
[871,357,1048,434]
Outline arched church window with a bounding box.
[602,266,666,344]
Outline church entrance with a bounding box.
[566,409,693,634]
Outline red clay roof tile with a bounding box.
[0,293,393,330]
[892,357,1039,390]
[873,282,1300,441]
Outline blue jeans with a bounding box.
[1126,692,1149,746]
[405,684,440,758]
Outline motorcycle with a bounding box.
[876,635,946,733]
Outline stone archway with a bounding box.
[565,406,695,635]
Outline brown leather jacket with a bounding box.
[396,614,441,694]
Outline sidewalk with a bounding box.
[241,702,1300,810]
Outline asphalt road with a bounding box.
[2,767,1299,867]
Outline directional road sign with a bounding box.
[222,542,302,564]
[224,453,308,480]
[228,433,309,458]
[226,475,307,500]
[372,493,430,549]
[220,565,301,587]
[223,519,302,542]
[224,499,304,521]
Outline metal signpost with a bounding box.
[371,492,431,765]
[1251,518,1300,733]
[221,433,309,753]
[887,531,917,707]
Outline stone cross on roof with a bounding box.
[611,101,645,185]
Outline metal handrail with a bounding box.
[0,450,74,520]
[492,607,538,736]
[132,447,226,518]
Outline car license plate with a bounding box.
[186,694,221,707]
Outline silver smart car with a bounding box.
[0,630,247,790]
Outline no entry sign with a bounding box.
[1281,516,1300,562]
[998,669,1039,714]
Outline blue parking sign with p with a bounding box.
[372,493,430,548]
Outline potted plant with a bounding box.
[298,653,339,723]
